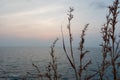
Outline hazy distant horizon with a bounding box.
[0,0,119,47]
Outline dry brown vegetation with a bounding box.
[26,0,120,80]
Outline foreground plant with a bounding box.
[47,38,59,80]
[61,7,78,80]
[78,24,92,80]
[61,7,92,80]
[100,6,111,80]
[27,0,120,80]
[27,38,59,80]
[100,0,120,80]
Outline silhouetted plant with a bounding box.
[44,38,60,80]
[78,24,92,80]
[99,0,120,80]
[61,7,93,80]
[61,7,79,80]
[100,6,111,80]
[27,38,59,80]
[31,62,43,80]
[21,0,120,80]
[48,38,59,80]
[108,0,120,79]
[45,63,52,80]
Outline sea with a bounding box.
[0,47,116,80]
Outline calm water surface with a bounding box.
[0,47,102,80]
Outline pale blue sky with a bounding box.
[0,0,117,47]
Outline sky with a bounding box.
[0,0,118,47]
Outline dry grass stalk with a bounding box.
[46,63,52,80]
[78,24,92,80]
[61,7,92,80]
[100,7,111,80]
[49,38,59,80]
[100,0,120,80]
[27,38,59,80]
[61,7,78,80]
[32,62,43,80]
[108,1,120,79]
[106,0,119,80]
[25,0,120,80]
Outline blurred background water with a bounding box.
[0,47,104,80]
